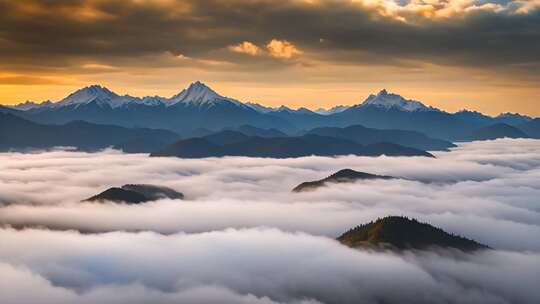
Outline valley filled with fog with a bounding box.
[1,138,539,304]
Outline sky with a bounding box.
[0,0,539,115]
[1,138,540,303]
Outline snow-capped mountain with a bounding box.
[52,85,170,109]
[53,85,121,108]
[5,83,536,141]
[315,105,350,115]
[10,100,53,111]
[5,81,292,136]
[359,89,436,112]
[168,81,244,108]
[11,81,248,111]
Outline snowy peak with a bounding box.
[11,100,53,111]
[315,105,350,115]
[360,89,433,112]
[169,81,239,107]
[55,85,120,108]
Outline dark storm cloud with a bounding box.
[0,0,539,73]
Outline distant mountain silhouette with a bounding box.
[465,123,530,141]
[84,184,183,204]
[3,82,293,137]
[151,133,434,158]
[4,83,537,141]
[519,118,540,138]
[232,125,288,138]
[204,130,250,145]
[338,216,489,251]
[293,169,394,192]
[0,112,179,152]
[113,136,186,153]
[305,125,455,151]
[330,106,475,141]
[494,113,532,126]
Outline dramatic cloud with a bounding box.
[266,40,303,59]
[0,0,538,70]
[1,0,539,116]
[229,41,262,56]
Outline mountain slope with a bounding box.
[84,184,184,204]
[151,134,434,158]
[338,216,489,251]
[0,112,179,152]
[306,125,455,151]
[233,125,288,137]
[465,123,530,140]
[330,105,476,141]
[519,118,540,138]
[293,169,394,192]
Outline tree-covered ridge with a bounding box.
[338,216,489,251]
[84,184,184,204]
[292,169,394,192]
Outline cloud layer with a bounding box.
[1,139,540,251]
[1,138,539,303]
[1,227,539,304]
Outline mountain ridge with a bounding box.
[3,82,536,140]
[293,169,394,192]
[150,133,435,158]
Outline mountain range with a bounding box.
[149,131,434,158]
[1,81,538,156]
[0,112,179,152]
[3,81,538,141]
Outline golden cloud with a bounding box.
[228,41,262,56]
[266,39,302,59]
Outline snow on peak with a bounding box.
[10,100,53,111]
[169,81,243,107]
[54,85,120,108]
[360,89,432,112]
[315,105,350,115]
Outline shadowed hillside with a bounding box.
[151,133,435,158]
[84,184,184,204]
[338,216,489,251]
[293,169,394,192]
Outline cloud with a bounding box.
[229,41,262,56]
[0,139,540,252]
[266,40,303,59]
[81,63,119,70]
[0,227,539,304]
[0,0,538,74]
[1,138,540,303]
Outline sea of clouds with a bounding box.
[1,138,539,303]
